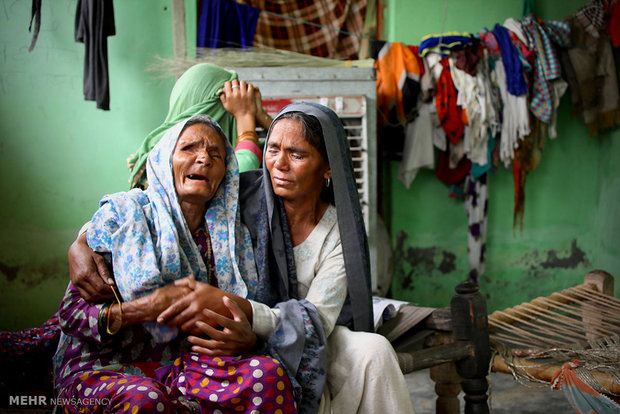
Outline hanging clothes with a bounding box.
[450,47,499,167]
[74,0,115,111]
[236,0,367,59]
[561,14,620,136]
[520,14,571,124]
[494,60,531,167]
[492,24,528,96]
[28,0,42,52]
[398,102,436,188]
[419,32,474,57]
[513,117,546,230]
[464,171,488,284]
[197,0,260,49]
[434,57,466,145]
[374,41,423,125]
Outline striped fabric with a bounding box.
[237,0,367,59]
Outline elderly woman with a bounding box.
[53,115,297,413]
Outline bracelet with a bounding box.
[237,130,259,145]
[97,303,110,334]
[106,286,123,335]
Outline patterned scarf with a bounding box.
[87,115,258,342]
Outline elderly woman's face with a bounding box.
[265,118,330,202]
[172,123,226,206]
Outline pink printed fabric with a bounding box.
[57,353,297,413]
[237,0,366,59]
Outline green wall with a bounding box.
[383,0,620,311]
[0,0,196,329]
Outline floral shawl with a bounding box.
[87,115,259,342]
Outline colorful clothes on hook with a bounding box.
[520,15,571,124]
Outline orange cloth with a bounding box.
[375,42,423,123]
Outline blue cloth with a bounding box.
[419,32,473,57]
[87,115,258,342]
[493,24,527,96]
[197,0,259,49]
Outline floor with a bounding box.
[404,368,574,414]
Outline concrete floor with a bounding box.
[405,368,574,414]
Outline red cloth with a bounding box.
[435,58,465,145]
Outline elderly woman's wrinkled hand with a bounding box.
[156,276,223,330]
[188,296,258,356]
[141,283,193,322]
[219,80,257,122]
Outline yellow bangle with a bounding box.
[106,287,123,335]
[237,130,259,144]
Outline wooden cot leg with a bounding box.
[430,362,461,414]
[425,332,462,414]
[451,280,491,414]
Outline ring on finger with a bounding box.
[231,84,239,89]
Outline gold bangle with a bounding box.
[237,130,259,144]
[106,286,123,335]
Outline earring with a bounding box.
[325,177,331,188]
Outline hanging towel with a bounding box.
[75,0,116,111]
[197,0,259,49]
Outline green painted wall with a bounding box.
[0,0,196,329]
[383,0,620,312]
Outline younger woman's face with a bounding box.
[265,118,330,203]
[172,123,226,207]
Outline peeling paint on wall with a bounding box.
[0,258,67,287]
[393,230,457,292]
[517,239,590,271]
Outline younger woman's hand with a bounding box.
[220,79,256,122]
[188,296,258,356]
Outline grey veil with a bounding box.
[239,102,373,413]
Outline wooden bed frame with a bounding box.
[383,270,617,414]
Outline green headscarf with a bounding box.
[127,63,238,188]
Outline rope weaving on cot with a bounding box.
[488,278,620,397]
